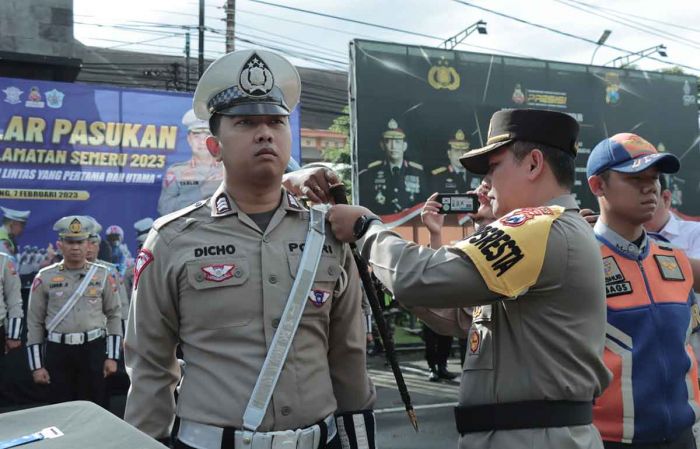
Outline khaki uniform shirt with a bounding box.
[157,158,224,216]
[97,259,131,322]
[27,261,122,345]
[0,252,23,328]
[359,195,611,449]
[124,184,375,439]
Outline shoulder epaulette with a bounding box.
[408,161,424,170]
[368,160,382,168]
[37,261,61,276]
[431,166,447,175]
[154,199,208,231]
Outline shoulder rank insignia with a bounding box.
[408,161,424,170]
[452,206,565,297]
[368,160,382,169]
[431,166,447,175]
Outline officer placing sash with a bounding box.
[124,49,376,449]
[326,109,611,449]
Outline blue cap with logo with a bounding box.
[586,133,680,178]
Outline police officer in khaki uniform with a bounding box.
[125,49,376,449]
[0,251,23,355]
[157,109,224,216]
[26,216,122,407]
[359,119,427,215]
[430,129,481,193]
[0,207,30,257]
[82,217,131,335]
[327,109,611,449]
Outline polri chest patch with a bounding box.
[654,255,685,281]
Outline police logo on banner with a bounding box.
[45,89,65,109]
[3,86,23,105]
[309,289,331,307]
[201,264,235,282]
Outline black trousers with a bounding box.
[604,427,696,449]
[174,433,341,449]
[423,323,452,370]
[44,337,107,407]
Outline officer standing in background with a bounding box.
[0,207,30,257]
[157,109,224,216]
[430,129,480,193]
[0,250,23,355]
[83,217,131,336]
[586,133,699,448]
[359,118,427,215]
[26,216,122,407]
[325,109,611,449]
[125,49,376,449]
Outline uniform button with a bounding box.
[234,270,243,278]
[281,406,292,416]
[328,266,337,276]
[269,275,277,284]
[272,318,280,328]
[394,188,398,192]
[263,236,270,243]
[195,273,204,282]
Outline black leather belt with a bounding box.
[455,400,592,434]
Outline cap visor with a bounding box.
[459,140,513,175]
[218,103,289,116]
[611,153,680,175]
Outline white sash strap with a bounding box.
[242,205,329,432]
[46,264,99,334]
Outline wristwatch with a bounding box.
[353,215,381,239]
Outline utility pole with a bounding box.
[198,0,205,78]
[225,0,236,53]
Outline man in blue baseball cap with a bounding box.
[586,133,699,448]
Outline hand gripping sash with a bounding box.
[242,205,329,432]
[46,264,99,334]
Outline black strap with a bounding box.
[220,427,236,449]
[455,400,592,434]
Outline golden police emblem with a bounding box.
[428,58,460,91]
[69,218,82,233]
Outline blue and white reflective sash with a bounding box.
[0,427,63,449]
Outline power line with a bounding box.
[568,1,700,34]
[554,0,700,51]
[452,0,700,73]
[247,0,443,40]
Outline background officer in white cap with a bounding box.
[26,215,122,407]
[0,249,23,356]
[0,206,30,257]
[157,108,224,216]
[125,49,376,449]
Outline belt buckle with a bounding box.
[270,429,299,449]
[67,333,84,345]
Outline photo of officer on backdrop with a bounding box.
[358,118,427,215]
[157,109,224,216]
[430,129,481,193]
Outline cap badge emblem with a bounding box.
[69,218,82,233]
[239,53,274,97]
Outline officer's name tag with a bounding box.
[287,242,333,255]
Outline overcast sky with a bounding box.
[74,0,700,75]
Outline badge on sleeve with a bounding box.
[7,260,16,275]
[133,249,154,289]
[309,289,331,307]
[31,277,42,292]
[453,206,564,298]
[654,255,684,281]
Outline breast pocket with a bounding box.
[463,305,494,371]
[183,257,253,329]
[287,254,340,319]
